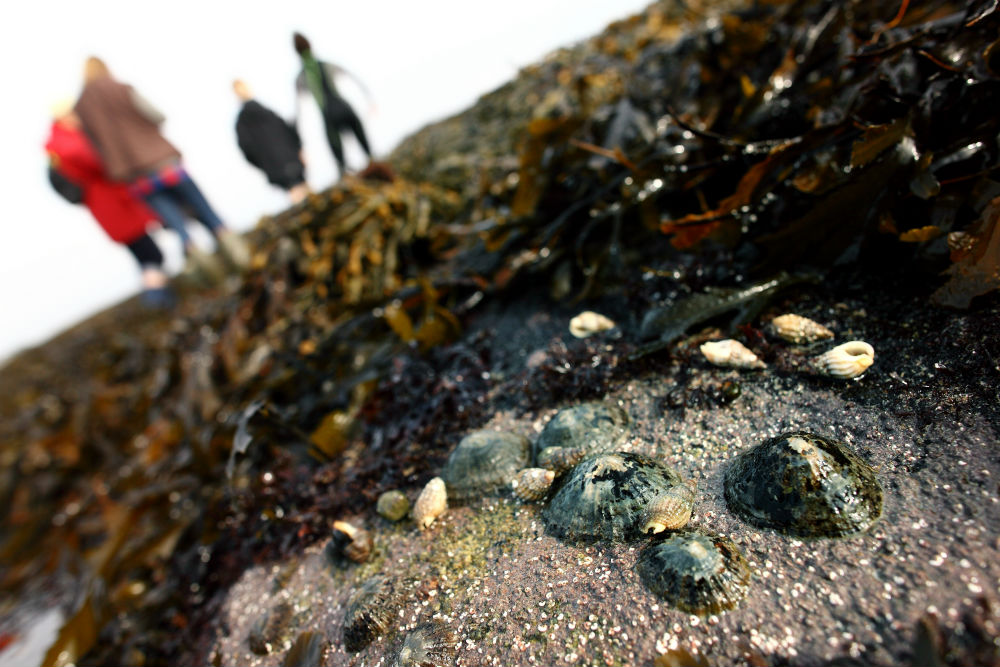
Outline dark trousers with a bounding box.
[323,96,371,173]
[125,233,164,268]
[142,173,224,248]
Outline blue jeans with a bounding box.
[142,173,224,249]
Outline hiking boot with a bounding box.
[216,229,251,273]
[181,246,228,287]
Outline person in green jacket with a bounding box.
[292,32,373,178]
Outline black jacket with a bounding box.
[235,100,304,188]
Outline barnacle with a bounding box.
[767,314,834,344]
[342,575,396,653]
[724,431,883,538]
[533,402,630,463]
[413,477,447,529]
[393,620,459,667]
[814,340,874,379]
[442,430,530,501]
[543,452,689,542]
[636,528,751,615]
[699,339,765,370]
[510,467,556,502]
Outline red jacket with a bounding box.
[44,120,155,244]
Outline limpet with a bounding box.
[813,340,874,379]
[343,575,396,652]
[767,314,834,344]
[723,431,883,538]
[636,528,751,615]
[542,452,691,542]
[533,402,630,462]
[511,468,556,502]
[569,310,616,338]
[699,339,765,370]
[393,620,459,667]
[413,477,447,529]
[442,430,530,501]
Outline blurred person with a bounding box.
[292,32,374,177]
[233,79,311,204]
[44,101,174,307]
[73,56,248,281]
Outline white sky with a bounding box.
[0,0,652,364]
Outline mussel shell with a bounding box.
[342,575,397,652]
[393,620,459,667]
[723,431,883,538]
[442,430,530,501]
[636,528,751,616]
[533,402,631,462]
[542,452,686,542]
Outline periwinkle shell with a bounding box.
[342,575,396,652]
[393,620,459,667]
[542,452,687,542]
[533,402,631,462]
[724,431,883,538]
[442,430,530,501]
[636,528,751,616]
[377,490,411,522]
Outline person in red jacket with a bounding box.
[44,102,173,306]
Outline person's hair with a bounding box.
[84,56,110,83]
[293,32,311,54]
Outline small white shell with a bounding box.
[569,311,616,338]
[699,340,766,370]
[768,314,834,344]
[814,341,874,379]
[412,477,447,529]
[511,468,556,502]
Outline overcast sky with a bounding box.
[0,0,654,364]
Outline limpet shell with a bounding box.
[542,452,689,542]
[442,430,530,501]
[412,477,447,529]
[636,528,751,615]
[511,468,556,502]
[393,620,459,667]
[699,339,765,370]
[813,340,874,379]
[642,481,696,534]
[376,490,410,522]
[569,310,616,338]
[533,402,630,462]
[282,631,327,667]
[767,313,834,344]
[536,445,588,475]
[723,431,883,538]
[342,575,396,652]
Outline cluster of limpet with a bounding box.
[724,431,883,538]
[542,452,693,542]
[342,575,397,652]
[442,430,530,501]
[636,528,751,615]
[392,620,459,667]
[533,402,630,465]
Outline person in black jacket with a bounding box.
[233,79,311,203]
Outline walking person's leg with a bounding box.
[343,105,372,159]
[170,172,250,272]
[143,190,194,251]
[125,233,174,307]
[324,113,347,175]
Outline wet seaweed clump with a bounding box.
[533,401,631,463]
[393,620,459,667]
[442,430,530,501]
[342,575,397,653]
[636,527,751,616]
[542,452,690,542]
[724,431,883,538]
